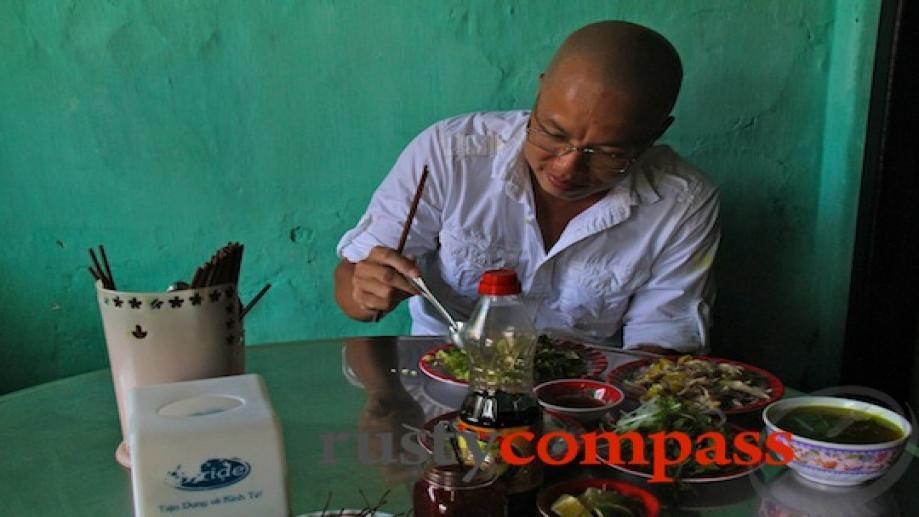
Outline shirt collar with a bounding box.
[626,147,664,206]
[490,114,530,202]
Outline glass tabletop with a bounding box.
[0,336,916,516]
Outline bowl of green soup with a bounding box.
[763,396,912,486]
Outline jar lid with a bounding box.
[478,269,521,295]
[423,463,499,489]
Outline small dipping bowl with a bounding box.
[534,379,624,425]
[537,478,660,517]
[763,396,912,486]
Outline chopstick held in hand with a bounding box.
[395,165,429,254]
[373,165,429,322]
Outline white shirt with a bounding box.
[337,111,720,353]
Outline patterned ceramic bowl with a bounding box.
[763,396,912,486]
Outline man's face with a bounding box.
[523,74,668,202]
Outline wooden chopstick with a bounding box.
[191,267,204,288]
[214,249,227,285]
[86,245,117,289]
[234,244,244,285]
[88,248,112,289]
[187,242,245,289]
[395,165,429,254]
[88,249,105,281]
[240,283,271,319]
[99,245,116,289]
[373,165,429,322]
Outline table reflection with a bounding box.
[341,337,919,516]
[754,467,900,516]
[1,336,917,515]
[344,337,427,485]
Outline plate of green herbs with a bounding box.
[419,336,608,387]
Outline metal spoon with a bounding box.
[408,276,465,346]
[448,321,466,349]
[167,281,190,292]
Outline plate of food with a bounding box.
[419,336,608,387]
[538,478,660,517]
[607,355,783,414]
[596,396,762,484]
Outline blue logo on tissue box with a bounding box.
[166,458,251,491]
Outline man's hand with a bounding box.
[334,246,420,321]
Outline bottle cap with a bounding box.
[422,462,499,489]
[478,269,521,295]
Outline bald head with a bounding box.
[543,21,683,122]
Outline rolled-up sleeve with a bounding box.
[336,123,447,263]
[622,185,720,353]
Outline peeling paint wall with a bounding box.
[0,0,880,393]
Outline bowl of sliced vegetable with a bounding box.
[535,379,624,424]
[537,478,659,517]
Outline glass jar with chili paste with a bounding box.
[412,463,507,516]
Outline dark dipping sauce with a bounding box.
[775,406,903,444]
[545,393,608,409]
[460,389,541,427]
[459,389,542,517]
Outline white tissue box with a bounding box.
[127,374,289,516]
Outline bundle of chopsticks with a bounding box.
[87,245,116,289]
[188,242,270,317]
[87,242,271,318]
[190,242,244,288]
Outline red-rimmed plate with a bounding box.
[537,478,661,517]
[418,342,608,387]
[596,423,762,484]
[606,356,784,415]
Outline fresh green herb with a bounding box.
[605,396,743,480]
[430,346,471,380]
[424,337,588,384]
[534,340,588,382]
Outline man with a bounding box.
[334,21,719,354]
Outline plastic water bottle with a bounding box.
[457,269,542,516]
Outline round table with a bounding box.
[1,337,916,516]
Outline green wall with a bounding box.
[0,0,880,394]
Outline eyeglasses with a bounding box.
[525,110,649,176]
